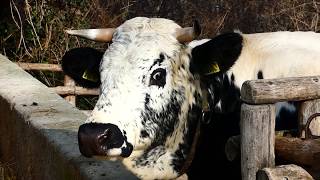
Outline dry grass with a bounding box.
[2,0,320,62]
[0,0,131,109]
[0,161,16,180]
[0,0,319,110]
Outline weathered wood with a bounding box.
[241,76,320,104]
[299,99,320,138]
[226,135,320,178]
[257,164,314,180]
[16,62,62,71]
[275,136,320,169]
[240,103,275,180]
[50,86,99,95]
[64,75,76,106]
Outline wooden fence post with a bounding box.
[299,99,320,138]
[257,164,313,180]
[16,63,99,113]
[240,103,276,180]
[64,75,76,106]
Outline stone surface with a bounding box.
[0,54,138,180]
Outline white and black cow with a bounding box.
[62,17,320,179]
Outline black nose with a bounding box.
[78,123,133,158]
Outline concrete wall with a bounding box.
[0,54,138,180]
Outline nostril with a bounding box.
[97,129,111,144]
[121,143,133,157]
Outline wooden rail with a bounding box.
[241,76,320,104]
[240,76,320,180]
[17,62,62,71]
[16,62,99,113]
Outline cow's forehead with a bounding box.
[100,17,186,75]
[114,17,182,37]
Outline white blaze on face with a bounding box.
[84,17,202,179]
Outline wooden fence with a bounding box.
[16,62,99,115]
[240,76,320,180]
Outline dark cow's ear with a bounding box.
[61,47,104,88]
[191,32,243,76]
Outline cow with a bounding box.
[61,17,320,179]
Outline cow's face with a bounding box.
[62,17,242,179]
[64,17,203,179]
[89,24,202,179]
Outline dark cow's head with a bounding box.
[62,17,242,179]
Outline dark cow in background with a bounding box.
[61,17,320,179]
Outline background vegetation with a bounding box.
[0,0,319,114]
[0,0,319,119]
[1,0,319,85]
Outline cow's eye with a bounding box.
[150,68,166,87]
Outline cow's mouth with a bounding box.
[78,123,133,158]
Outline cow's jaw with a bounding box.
[121,95,202,180]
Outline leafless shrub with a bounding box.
[0,0,319,108]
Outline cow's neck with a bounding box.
[205,72,241,114]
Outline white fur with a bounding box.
[227,31,320,89]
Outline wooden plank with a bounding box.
[240,103,275,180]
[257,164,314,180]
[241,76,320,104]
[64,75,76,106]
[299,99,320,138]
[275,136,320,170]
[50,86,99,95]
[16,62,62,71]
[226,135,320,167]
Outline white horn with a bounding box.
[65,28,116,42]
[175,20,201,43]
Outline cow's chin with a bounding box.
[92,149,143,160]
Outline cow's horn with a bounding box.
[175,20,201,43]
[65,28,116,42]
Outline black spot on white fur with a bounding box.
[142,89,183,147]
[257,70,263,79]
[172,93,202,173]
[148,53,166,70]
[135,89,184,167]
[140,130,150,138]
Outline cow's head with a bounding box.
[62,17,242,179]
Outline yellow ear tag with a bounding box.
[82,69,99,82]
[206,62,220,75]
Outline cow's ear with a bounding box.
[190,32,243,76]
[61,47,103,88]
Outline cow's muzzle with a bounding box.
[78,123,133,158]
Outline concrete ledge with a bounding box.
[0,54,138,180]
